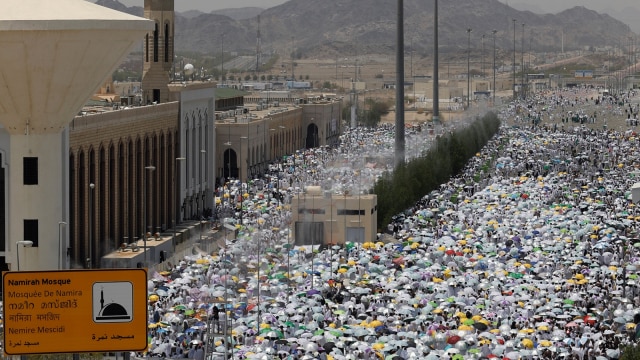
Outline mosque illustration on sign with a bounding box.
[94,284,132,322]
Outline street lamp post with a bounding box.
[433,0,439,124]
[199,149,206,243]
[467,28,472,109]
[174,157,186,250]
[481,33,485,78]
[16,240,33,271]
[58,221,67,269]
[521,23,526,99]
[221,33,225,84]
[143,165,156,268]
[89,183,95,268]
[493,29,497,104]
[240,136,248,227]
[513,19,517,98]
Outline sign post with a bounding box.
[3,269,147,355]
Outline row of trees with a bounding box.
[341,99,392,127]
[372,112,501,227]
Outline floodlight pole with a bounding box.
[432,0,439,124]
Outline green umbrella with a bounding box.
[563,299,574,305]
[463,318,475,325]
[314,329,324,336]
[283,321,295,328]
[509,272,523,279]
[452,354,465,360]
[174,305,187,311]
[184,309,195,316]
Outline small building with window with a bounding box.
[291,186,377,246]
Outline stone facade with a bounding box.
[69,103,179,268]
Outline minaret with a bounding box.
[142,0,174,104]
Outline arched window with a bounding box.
[153,22,159,63]
[164,23,170,63]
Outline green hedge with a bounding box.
[372,112,501,227]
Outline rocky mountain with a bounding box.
[95,0,634,57]
[211,7,264,20]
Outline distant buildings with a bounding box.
[64,0,343,268]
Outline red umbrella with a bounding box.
[445,249,456,256]
[447,335,461,344]
[584,315,596,325]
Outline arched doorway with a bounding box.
[305,123,319,149]
[223,148,238,180]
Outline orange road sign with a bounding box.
[3,269,147,355]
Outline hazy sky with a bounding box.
[111,0,637,13]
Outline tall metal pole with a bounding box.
[493,30,497,104]
[144,166,156,268]
[395,0,405,167]
[467,28,472,109]
[221,33,225,85]
[199,149,206,243]
[240,136,248,226]
[513,19,517,99]
[58,221,67,269]
[481,34,485,78]
[89,183,95,268]
[174,157,186,250]
[432,0,439,124]
[521,23,525,99]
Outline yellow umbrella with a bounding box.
[432,308,443,314]
[522,338,534,349]
[148,294,160,302]
[148,323,158,329]
[539,340,553,347]
[626,323,637,329]
[369,320,383,328]
[372,343,385,350]
[458,325,474,331]
[537,325,549,331]
[489,329,501,334]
